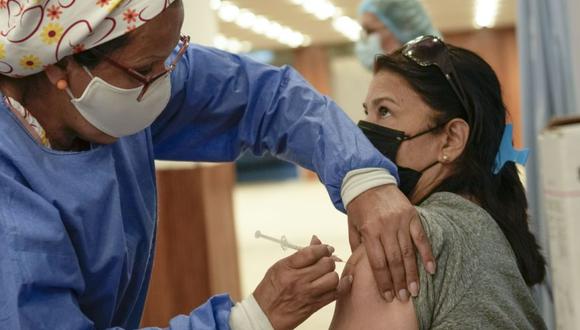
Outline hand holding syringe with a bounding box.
[255,230,344,263]
[252,231,353,329]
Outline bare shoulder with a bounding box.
[330,246,419,330]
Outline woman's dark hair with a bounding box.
[374,46,546,286]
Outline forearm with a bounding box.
[153,45,398,212]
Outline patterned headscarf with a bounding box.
[0,0,176,77]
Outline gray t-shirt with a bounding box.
[412,192,546,329]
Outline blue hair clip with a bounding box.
[493,124,529,174]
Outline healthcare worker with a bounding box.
[355,0,441,70]
[0,1,435,329]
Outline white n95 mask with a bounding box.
[66,66,172,138]
[355,33,383,71]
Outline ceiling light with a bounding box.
[209,0,222,11]
[212,1,311,48]
[235,10,256,29]
[288,0,360,42]
[474,0,500,28]
[300,0,338,21]
[213,34,253,53]
[266,22,284,40]
[217,2,239,22]
[251,16,270,34]
[332,16,362,41]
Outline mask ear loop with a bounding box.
[81,66,95,79]
[418,159,440,173]
[404,121,449,173]
[65,66,95,99]
[405,120,449,141]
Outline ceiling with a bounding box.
[217,0,516,50]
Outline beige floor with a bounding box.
[233,180,352,330]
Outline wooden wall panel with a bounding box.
[444,27,523,147]
[141,164,241,327]
[293,46,332,180]
[293,46,332,96]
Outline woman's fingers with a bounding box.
[253,238,344,330]
[345,184,434,302]
[310,235,322,245]
[300,256,336,282]
[336,274,354,297]
[348,219,362,251]
[380,232,406,302]
[309,271,340,296]
[361,227,395,302]
[288,244,333,269]
[312,289,340,311]
[397,227,419,299]
[410,215,436,275]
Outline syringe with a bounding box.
[255,230,343,262]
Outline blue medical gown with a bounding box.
[0,44,396,329]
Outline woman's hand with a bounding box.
[253,236,352,330]
[346,184,435,303]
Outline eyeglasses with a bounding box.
[90,35,191,102]
[400,35,472,125]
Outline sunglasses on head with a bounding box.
[396,35,473,126]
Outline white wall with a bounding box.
[181,0,217,46]
[331,56,373,123]
[154,2,217,170]
[568,0,580,112]
[234,181,351,330]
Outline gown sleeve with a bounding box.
[151,44,398,212]
[0,173,233,330]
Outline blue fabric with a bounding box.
[493,124,529,174]
[152,44,397,210]
[518,0,580,328]
[0,44,396,329]
[161,295,232,330]
[358,0,441,44]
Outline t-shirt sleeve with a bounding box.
[412,206,480,330]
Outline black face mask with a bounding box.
[358,120,440,197]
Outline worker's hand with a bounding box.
[253,236,352,330]
[346,184,435,303]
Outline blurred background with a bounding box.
[142,0,580,329]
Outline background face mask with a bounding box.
[67,67,172,138]
[355,33,383,71]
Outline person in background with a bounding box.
[356,0,441,70]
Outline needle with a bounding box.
[255,230,344,262]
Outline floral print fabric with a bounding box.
[0,0,176,77]
[3,96,51,147]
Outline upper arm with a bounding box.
[330,246,419,330]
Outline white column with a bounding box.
[156,1,218,170]
[181,0,218,46]
[568,0,580,111]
